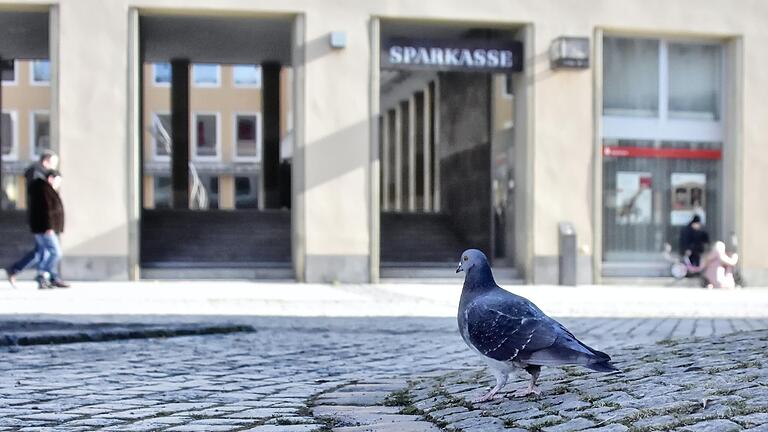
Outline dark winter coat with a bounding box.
[27,179,64,234]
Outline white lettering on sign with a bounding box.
[387,45,516,69]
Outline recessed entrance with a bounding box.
[377,21,524,280]
[137,13,295,278]
[0,9,53,270]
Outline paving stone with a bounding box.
[682,419,744,432]
[1,319,767,432]
[541,417,596,432]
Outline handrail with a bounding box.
[150,116,208,209]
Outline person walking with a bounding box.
[27,169,69,289]
[5,150,60,287]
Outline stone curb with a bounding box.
[0,323,255,348]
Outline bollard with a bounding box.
[558,222,577,286]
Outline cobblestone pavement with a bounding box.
[1,317,767,431]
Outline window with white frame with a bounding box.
[601,36,724,266]
[31,111,50,158]
[233,65,262,87]
[153,63,171,86]
[1,111,17,159]
[1,60,17,85]
[193,113,218,158]
[151,113,171,158]
[235,113,260,159]
[192,64,220,87]
[31,60,50,84]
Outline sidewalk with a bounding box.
[0,279,766,318]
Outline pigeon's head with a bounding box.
[455,249,490,274]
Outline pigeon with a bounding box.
[456,249,618,401]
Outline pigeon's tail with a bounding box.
[585,360,620,373]
[583,346,620,373]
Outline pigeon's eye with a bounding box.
[463,256,468,261]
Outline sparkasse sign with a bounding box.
[381,37,523,73]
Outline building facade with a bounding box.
[0,0,765,285]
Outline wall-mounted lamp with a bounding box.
[329,31,347,49]
[549,36,590,69]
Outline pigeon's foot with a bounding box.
[473,388,499,403]
[513,384,541,397]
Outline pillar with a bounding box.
[262,62,281,209]
[170,58,190,209]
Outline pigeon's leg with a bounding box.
[474,367,508,403]
[514,365,542,397]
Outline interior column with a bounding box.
[170,58,190,209]
[262,62,281,209]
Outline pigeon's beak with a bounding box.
[456,262,463,273]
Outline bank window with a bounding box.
[192,64,220,87]
[193,113,218,158]
[1,60,17,85]
[233,65,261,87]
[153,63,171,86]
[601,36,724,268]
[235,113,260,159]
[31,111,50,158]
[1,111,17,159]
[151,113,171,159]
[31,60,50,84]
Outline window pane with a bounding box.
[154,176,171,209]
[33,113,50,156]
[1,175,18,210]
[668,43,721,121]
[1,60,15,82]
[32,60,50,83]
[236,115,258,157]
[154,114,171,157]
[193,64,219,85]
[233,65,261,86]
[197,175,219,209]
[602,138,721,263]
[195,114,217,157]
[235,176,259,209]
[154,63,171,84]
[603,37,659,117]
[1,113,12,155]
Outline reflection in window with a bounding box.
[32,112,50,157]
[31,60,50,83]
[192,64,220,86]
[233,65,261,87]
[1,175,18,210]
[199,175,219,209]
[194,114,217,157]
[236,114,259,158]
[152,113,171,157]
[603,37,659,117]
[235,176,258,209]
[153,63,171,85]
[153,176,171,209]
[1,60,15,82]
[668,43,721,121]
[1,112,14,156]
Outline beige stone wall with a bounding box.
[1,0,765,282]
[2,60,51,209]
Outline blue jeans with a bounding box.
[10,246,41,274]
[34,232,61,281]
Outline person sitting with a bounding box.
[699,241,739,289]
[678,215,709,267]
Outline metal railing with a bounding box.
[150,116,208,209]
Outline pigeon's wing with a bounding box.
[465,295,615,369]
[464,297,558,363]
